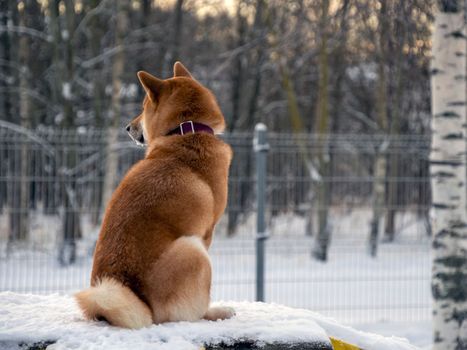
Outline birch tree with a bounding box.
[431,1,467,348]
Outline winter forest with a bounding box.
[0,0,432,132]
[0,0,433,249]
[0,0,466,349]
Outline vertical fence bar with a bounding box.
[254,123,269,302]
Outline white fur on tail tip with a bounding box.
[75,277,153,329]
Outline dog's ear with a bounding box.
[137,71,164,103]
[173,61,193,78]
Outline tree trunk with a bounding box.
[0,0,10,214]
[164,0,184,74]
[48,0,61,111]
[368,0,389,257]
[384,2,406,242]
[227,1,247,235]
[89,0,104,128]
[43,0,61,215]
[328,0,350,203]
[228,0,267,236]
[0,0,12,123]
[369,153,386,257]
[101,0,128,214]
[18,7,31,241]
[228,0,247,132]
[246,0,266,126]
[430,2,467,349]
[8,1,31,246]
[280,65,315,236]
[88,0,105,225]
[59,0,81,266]
[312,0,331,261]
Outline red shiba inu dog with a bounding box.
[75,62,234,328]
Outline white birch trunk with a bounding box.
[431,9,467,350]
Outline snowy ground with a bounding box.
[0,209,432,348]
[356,321,431,350]
[0,293,419,350]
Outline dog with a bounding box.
[75,62,234,329]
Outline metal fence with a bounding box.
[0,126,431,324]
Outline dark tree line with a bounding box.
[0,0,433,261]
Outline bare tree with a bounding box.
[227,0,268,235]
[0,0,11,213]
[0,0,436,253]
[7,0,34,246]
[101,0,129,213]
[164,0,184,75]
[368,0,389,257]
[312,0,331,261]
[384,2,406,242]
[59,0,82,265]
[87,0,106,224]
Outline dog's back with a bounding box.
[91,134,232,301]
[76,62,234,328]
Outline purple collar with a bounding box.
[166,121,214,136]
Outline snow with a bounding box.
[0,235,431,324]
[355,321,431,350]
[0,209,431,348]
[255,123,267,131]
[62,82,71,100]
[61,30,69,41]
[0,292,419,350]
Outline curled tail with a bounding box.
[75,277,153,329]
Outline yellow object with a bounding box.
[330,336,362,350]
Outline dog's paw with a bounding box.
[204,306,236,321]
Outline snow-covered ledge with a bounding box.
[0,293,417,350]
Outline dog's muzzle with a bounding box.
[126,123,145,146]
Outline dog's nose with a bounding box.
[125,124,131,132]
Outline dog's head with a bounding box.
[126,62,225,146]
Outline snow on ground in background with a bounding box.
[0,208,429,251]
[0,212,100,258]
[0,237,431,323]
[0,238,431,347]
[0,292,420,350]
[0,209,431,347]
[221,208,429,244]
[354,321,431,350]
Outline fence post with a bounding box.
[254,123,269,302]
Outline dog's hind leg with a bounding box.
[75,277,153,329]
[144,235,216,323]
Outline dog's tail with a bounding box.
[75,277,153,329]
